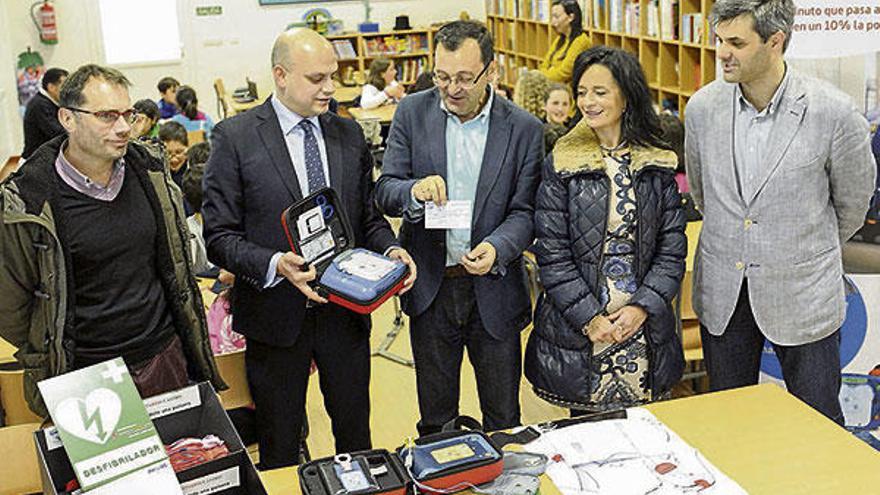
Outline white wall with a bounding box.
[0,0,485,151]
[789,55,868,111]
[0,6,24,160]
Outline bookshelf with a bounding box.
[486,0,717,116]
[327,28,439,87]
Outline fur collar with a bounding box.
[552,119,678,174]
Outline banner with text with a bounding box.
[787,1,880,58]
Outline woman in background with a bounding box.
[172,85,214,140]
[361,58,405,109]
[539,0,591,84]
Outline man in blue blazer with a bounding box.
[203,29,415,468]
[376,20,543,434]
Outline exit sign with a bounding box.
[196,6,222,16]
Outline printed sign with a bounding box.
[37,358,180,492]
[787,1,880,58]
[761,275,880,450]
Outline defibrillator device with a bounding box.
[281,187,409,314]
[298,430,505,494]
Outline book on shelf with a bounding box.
[609,0,624,32]
[592,0,605,29]
[536,0,550,20]
[660,0,679,40]
[625,1,640,35]
[331,39,357,60]
[363,33,428,57]
[519,0,550,21]
[497,53,508,83]
[681,13,703,43]
[608,0,641,34]
[395,57,427,83]
[499,0,517,16]
[646,0,660,37]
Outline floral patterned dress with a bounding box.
[586,146,652,411]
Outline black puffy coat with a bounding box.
[525,122,687,408]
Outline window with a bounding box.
[98,0,182,65]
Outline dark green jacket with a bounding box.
[0,136,224,417]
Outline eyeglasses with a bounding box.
[433,62,491,90]
[65,107,138,125]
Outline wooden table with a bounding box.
[230,97,264,114]
[348,104,397,124]
[334,85,361,105]
[259,384,880,494]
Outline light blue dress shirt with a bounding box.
[265,95,330,287]
[734,68,790,201]
[409,89,494,267]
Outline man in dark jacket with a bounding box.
[22,67,68,159]
[0,64,223,417]
[203,29,415,468]
[376,21,543,435]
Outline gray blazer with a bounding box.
[685,70,876,345]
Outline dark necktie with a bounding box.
[298,119,326,194]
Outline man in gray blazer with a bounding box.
[685,0,875,423]
[376,20,543,435]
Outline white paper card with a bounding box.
[297,205,326,240]
[43,426,63,451]
[301,229,336,262]
[425,201,472,230]
[180,466,241,495]
[145,385,202,419]
[86,460,182,495]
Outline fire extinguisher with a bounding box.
[30,1,58,45]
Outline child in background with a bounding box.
[172,86,215,140]
[158,121,189,191]
[513,70,550,121]
[132,99,160,139]
[157,76,180,119]
[658,113,687,193]
[360,58,405,109]
[544,82,572,127]
[542,82,573,153]
[184,142,245,355]
[408,70,435,94]
[181,142,212,274]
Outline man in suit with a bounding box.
[202,29,416,468]
[22,67,68,159]
[685,0,876,423]
[376,20,543,435]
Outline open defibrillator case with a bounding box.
[281,187,408,314]
[298,429,505,495]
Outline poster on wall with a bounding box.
[760,275,880,450]
[787,0,880,59]
[15,48,44,113]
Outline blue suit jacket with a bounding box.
[202,98,397,346]
[376,88,544,339]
